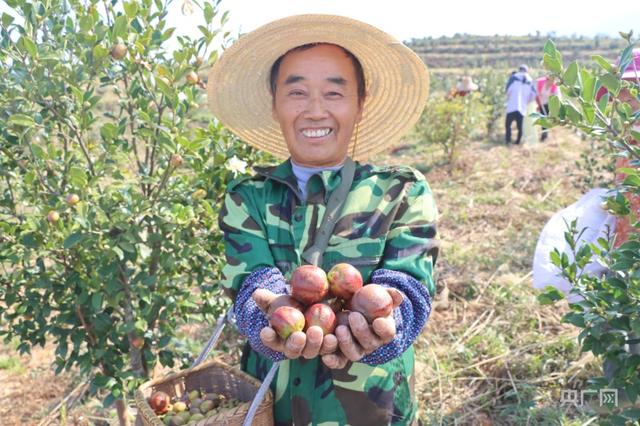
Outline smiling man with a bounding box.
[208,15,439,425]
[270,43,364,168]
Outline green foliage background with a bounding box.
[0,0,269,407]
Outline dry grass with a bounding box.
[378,127,605,425]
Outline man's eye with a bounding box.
[326,92,343,98]
[289,90,306,97]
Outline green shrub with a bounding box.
[537,38,640,424]
[0,0,268,421]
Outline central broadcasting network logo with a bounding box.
[561,388,618,407]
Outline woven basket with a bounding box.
[135,359,273,426]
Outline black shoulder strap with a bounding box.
[301,157,356,267]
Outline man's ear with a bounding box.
[271,91,278,121]
[356,97,366,123]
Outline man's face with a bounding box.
[271,44,363,167]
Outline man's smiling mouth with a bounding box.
[301,128,332,138]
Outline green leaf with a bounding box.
[112,246,124,260]
[30,143,45,160]
[123,1,138,18]
[582,103,595,125]
[91,293,102,311]
[592,55,614,73]
[112,14,128,39]
[100,123,119,141]
[565,104,582,124]
[618,45,634,76]
[537,286,565,305]
[19,36,37,57]
[63,232,86,249]
[204,3,215,23]
[601,74,621,97]
[543,53,562,74]
[92,44,108,60]
[119,241,136,253]
[580,68,596,102]
[68,166,88,188]
[9,114,35,128]
[543,40,557,57]
[563,62,578,86]
[548,95,561,117]
[1,12,14,27]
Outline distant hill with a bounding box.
[407,33,628,70]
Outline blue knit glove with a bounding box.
[234,267,287,362]
[359,269,432,365]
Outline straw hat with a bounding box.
[456,76,478,92]
[207,14,429,160]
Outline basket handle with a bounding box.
[191,307,234,368]
[242,361,280,426]
[191,306,280,426]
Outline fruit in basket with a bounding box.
[270,306,305,339]
[200,399,214,414]
[190,413,205,422]
[169,413,188,426]
[149,390,171,414]
[290,265,329,305]
[350,284,393,323]
[328,263,363,300]
[162,415,173,425]
[303,303,337,335]
[188,390,200,401]
[189,397,203,410]
[173,401,187,412]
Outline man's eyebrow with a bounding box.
[283,75,348,85]
[284,75,304,85]
[327,76,347,86]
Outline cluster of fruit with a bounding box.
[148,389,242,425]
[268,263,394,339]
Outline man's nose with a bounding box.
[304,94,328,119]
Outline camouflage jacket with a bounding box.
[219,159,438,426]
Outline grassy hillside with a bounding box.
[409,33,627,70]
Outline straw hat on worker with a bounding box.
[455,75,478,93]
[207,14,429,161]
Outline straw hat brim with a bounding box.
[207,14,429,161]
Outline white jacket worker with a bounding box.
[505,65,537,145]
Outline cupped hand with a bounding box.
[323,287,404,366]
[259,325,338,359]
[252,288,337,360]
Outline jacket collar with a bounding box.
[254,158,346,203]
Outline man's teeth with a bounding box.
[302,128,331,138]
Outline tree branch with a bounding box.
[118,264,145,377]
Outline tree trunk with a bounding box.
[115,398,132,426]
